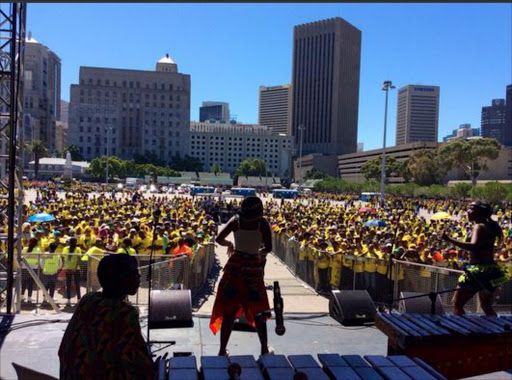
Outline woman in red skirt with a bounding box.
[210,196,273,356]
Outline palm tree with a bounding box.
[27,139,49,178]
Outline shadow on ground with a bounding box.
[191,258,222,311]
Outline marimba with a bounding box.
[375,312,512,379]
[155,353,447,380]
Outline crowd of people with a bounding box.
[8,189,246,305]
[266,196,512,303]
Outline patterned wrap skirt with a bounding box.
[458,263,510,292]
[210,252,270,335]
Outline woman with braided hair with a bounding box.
[441,201,510,316]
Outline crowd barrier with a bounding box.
[272,232,512,313]
[1,242,216,313]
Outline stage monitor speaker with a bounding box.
[149,289,193,328]
[233,312,256,332]
[398,292,445,315]
[329,290,376,326]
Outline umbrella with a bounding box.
[27,212,56,223]
[358,207,372,214]
[364,219,387,228]
[431,211,451,220]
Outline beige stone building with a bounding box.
[68,54,190,162]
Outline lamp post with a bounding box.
[105,126,113,184]
[380,80,395,206]
[298,125,305,188]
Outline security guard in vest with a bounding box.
[41,242,62,299]
[22,237,41,302]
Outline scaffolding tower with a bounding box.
[0,2,27,314]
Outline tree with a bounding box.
[28,139,49,178]
[450,183,473,200]
[361,156,405,183]
[406,150,447,186]
[211,163,222,175]
[305,167,328,180]
[64,145,84,161]
[235,158,268,177]
[87,155,125,180]
[438,138,501,186]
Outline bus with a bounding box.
[359,192,380,202]
[273,189,299,199]
[190,186,215,196]
[231,187,257,197]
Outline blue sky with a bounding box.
[28,3,511,150]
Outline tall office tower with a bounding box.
[395,85,440,145]
[69,54,191,162]
[60,100,69,125]
[258,85,292,135]
[23,32,61,152]
[505,84,512,146]
[199,101,230,122]
[291,17,361,156]
[481,99,508,145]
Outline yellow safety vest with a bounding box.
[62,246,82,270]
[117,247,136,255]
[42,253,61,275]
[23,246,40,269]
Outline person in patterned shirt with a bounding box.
[58,254,154,379]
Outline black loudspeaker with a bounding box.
[149,289,193,328]
[398,292,445,315]
[329,290,376,326]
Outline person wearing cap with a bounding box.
[59,254,153,380]
[440,201,510,316]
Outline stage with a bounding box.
[0,312,387,379]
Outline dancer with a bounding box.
[441,201,509,315]
[210,196,273,356]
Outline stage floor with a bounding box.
[0,312,387,379]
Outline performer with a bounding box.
[59,254,154,379]
[210,196,273,356]
[441,201,510,316]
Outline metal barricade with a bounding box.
[271,231,512,312]
[10,245,216,312]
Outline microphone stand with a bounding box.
[146,208,175,352]
[387,213,402,313]
[388,267,489,315]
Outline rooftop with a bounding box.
[158,53,175,64]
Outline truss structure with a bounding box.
[0,2,26,314]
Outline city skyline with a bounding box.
[27,3,511,150]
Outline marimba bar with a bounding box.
[375,312,512,379]
[154,353,447,380]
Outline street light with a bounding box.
[105,126,113,184]
[298,125,305,188]
[380,80,396,206]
